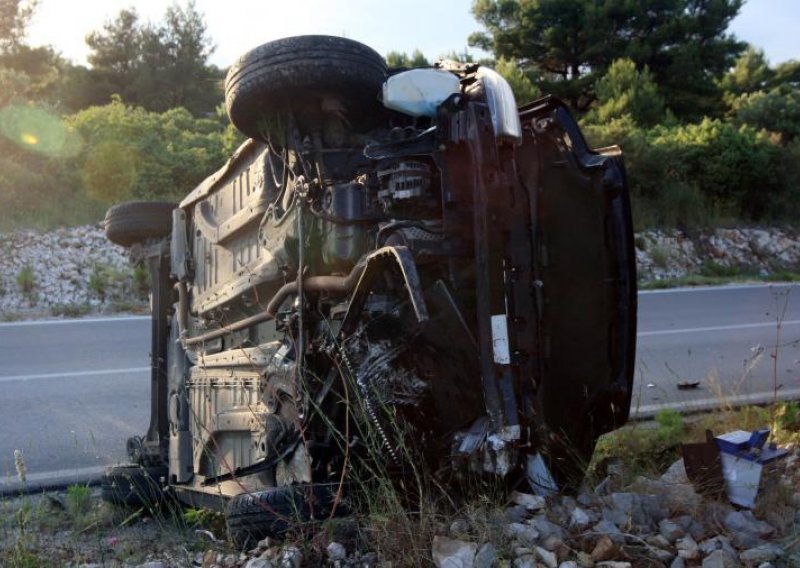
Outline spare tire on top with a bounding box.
[224,35,387,141]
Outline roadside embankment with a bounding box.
[1,224,799,319]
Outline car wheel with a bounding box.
[225,483,346,548]
[101,464,167,508]
[224,35,387,141]
[104,201,175,248]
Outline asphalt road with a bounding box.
[0,316,151,491]
[0,283,798,491]
[635,283,800,416]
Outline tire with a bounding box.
[225,484,347,548]
[104,201,175,248]
[101,464,167,508]
[224,35,387,140]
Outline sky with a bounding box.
[26,0,798,69]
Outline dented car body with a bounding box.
[103,36,636,541]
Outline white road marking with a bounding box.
[0,367,150,383]
[0,315,150,328]
[638,320,800,337]
[639,283,797,295]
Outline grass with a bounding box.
[0,485,214,567]
[50,302,91,318]
[639,269,800,290]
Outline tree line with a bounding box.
[0,0,798,230]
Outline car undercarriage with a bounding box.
[101,35,637,546]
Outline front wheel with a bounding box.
[225,484,346,548]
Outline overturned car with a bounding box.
[102,35,636,544]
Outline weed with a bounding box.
[88,264,110,302]
[699,260,748,278]
[50,302,91,318]
[650,245,669,268]
[66,484,92,518]
[133,263,150,300]
[774,401,800,433]
[183,507,226,535]
[16,265,35,298]
[654,408,684,445]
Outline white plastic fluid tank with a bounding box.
[382,68,461,117]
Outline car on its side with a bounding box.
[101,35,637,546]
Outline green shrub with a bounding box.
[582,116,792,226]
[66,484,92,517]
[16,264,35,295]
[65,98,232,204]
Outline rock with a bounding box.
[602,492,655,528]
[514,547,533,557]
[136,563,167,568]
[474,543,498,568]
[577,492,596,507]
[559,563,578,568]
[646,534,672,549]
[569,507,590,531]
[504,522,539,546]
[676,536,699,560]
[701,549,739,568]
[699,536,737,557]
[432,536,478,568]
[593,519,625,544]
[451,518,471,536]
[535,546,558,568]
[541,535,563,552]
[511,491,546,511]
[278,545,302,568]
[649,547,675,563]
[659,519,685,542]
[670,558,686,568]
[591,536,619,562]
[513,555,536,568]
[739,544,783,564]
[724,511,774,549]
[326,542,347,562]
[244,559,272,568]
[529,516,565,540]
[675,514,707,541]
[597,563,632,568]
[505,505,530,523]
[576,552,593,568]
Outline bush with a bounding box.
[65,97,233,204]
[582,116,792,226]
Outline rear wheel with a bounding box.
[101,464,167,509]
[104,201,175,247]
[224,35,387,140]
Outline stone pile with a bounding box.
[158,448,799,568]
[636,228,800,282]
[0,224,136,316]
[1,224,799,318]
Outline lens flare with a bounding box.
[0,104,80,158]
